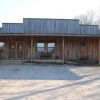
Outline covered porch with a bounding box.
[0,36,64,63]
[0,35,100,64]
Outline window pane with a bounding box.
[37,43,45,52]
[48,47,55,52]
[37,43,44,47]
[48,43,55,47]
[37,47,44,52]
[48,43,55,52]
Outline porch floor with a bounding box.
[0,59,63,64]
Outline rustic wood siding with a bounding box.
[64,37,98,62]
[0,36,99,63]
[80,38,98,61]
[64,37,80,60]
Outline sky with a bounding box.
[0,0,100,26]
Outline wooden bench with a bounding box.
[40,52,52,59]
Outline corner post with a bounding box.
[99,38,100,64]
[62,37,65,64]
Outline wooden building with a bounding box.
[0,18,100,64]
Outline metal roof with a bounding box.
[0,18,99,36]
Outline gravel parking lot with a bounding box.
[0,64,100,100]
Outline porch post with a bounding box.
[31,37,33,61]
[62,37,65,64]
[99,38,100,64]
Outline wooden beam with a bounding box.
[62,37,65,64]
[31,37,33,61]
[99,38,100,64]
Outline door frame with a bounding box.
[9,41,24,59]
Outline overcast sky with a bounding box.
[0,0,100,26]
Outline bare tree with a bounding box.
[95,19,100,28]
[75,11,95,25]
[94,11,100,28]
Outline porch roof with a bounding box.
[0,18,99,36]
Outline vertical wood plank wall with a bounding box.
[0,36,99,63]
[31,36,99,62]
[64,37,98,62]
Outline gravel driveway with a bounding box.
[0,64,100,100]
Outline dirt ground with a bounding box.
[0,64,100,100]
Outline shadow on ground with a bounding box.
[0,64,82,80]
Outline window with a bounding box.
[47,43,55,52]
[36,42,55,53]
[37,43,45,52]
[0,42,5,48]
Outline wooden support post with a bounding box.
[31,37,33,61]
[16,41,17,59]
[62,37,65,64]
[99,38,100,64]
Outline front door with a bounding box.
[9,41,24,59]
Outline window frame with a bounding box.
[36,42,45,53]
[47,42,55,53]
